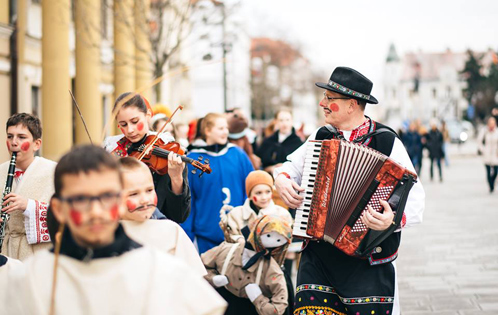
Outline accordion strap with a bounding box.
[355,173,416,257]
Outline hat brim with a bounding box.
[315,82,378,104]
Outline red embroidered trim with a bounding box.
[35,200,40,244]
[280,172,291,179]
[349,119,371,142]
[112,137,132,157]
[401,213,407,228]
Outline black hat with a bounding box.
[315,67,378,104]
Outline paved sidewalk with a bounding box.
[397,141,498,314]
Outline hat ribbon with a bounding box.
[328,80,371,101]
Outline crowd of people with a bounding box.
[0,66,428,315]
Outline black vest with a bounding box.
[309,120,401,266]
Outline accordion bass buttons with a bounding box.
[374,247,382,253]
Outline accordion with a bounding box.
[293,139,417,257]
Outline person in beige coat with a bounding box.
[478,117,498,192]
[220,170,292,243]
[202,215,292,315]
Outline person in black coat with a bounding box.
[426,121,444,182]
[256,109,303,175]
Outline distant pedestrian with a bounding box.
[441,120,450,167]
[477,117,498,193]
[256,109,303,175]
[426,120,444,182]
[402,122,423,174]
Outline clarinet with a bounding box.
[0,152,17,250]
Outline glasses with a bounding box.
[323,92,350,102]
[58,192,121,212]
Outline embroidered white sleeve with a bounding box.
[389,138,425,229]
[274,129,319,186]
[23,199,51,245]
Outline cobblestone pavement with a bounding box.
[398,141,498,314]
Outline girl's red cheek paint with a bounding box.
[137,122,144,131]
[252,196,258,202]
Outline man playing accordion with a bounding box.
[275,67,425,315]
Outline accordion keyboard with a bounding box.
[293,141,322,239]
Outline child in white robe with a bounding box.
[118,157,206,276]
[8,145,226,315]
[0,113,55,260]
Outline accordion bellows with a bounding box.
[293,139,417,257]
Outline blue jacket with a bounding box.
[181,144,254,250]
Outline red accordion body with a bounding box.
[293,139,417,257]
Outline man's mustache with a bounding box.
[128,204,156,213]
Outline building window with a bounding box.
[432,88,437,98]
[101,0,108,39]
[31,86,40,117]
[9,0,17,24]
[446,86,451,97]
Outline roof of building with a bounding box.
[396,48,497,81]
[250,37,304,67]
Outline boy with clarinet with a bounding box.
[0,113,56,260]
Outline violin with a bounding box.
[128,134,212,177]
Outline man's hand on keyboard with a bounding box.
[275,174,304,209]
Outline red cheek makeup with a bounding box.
[69,209,83,226]
[21,142,30,151]
[252,196,258,202]
[126,200,136,212]
[109,204,120,221]
[137,122,144,132]
[153,193,158,206]
[329,103,340,112]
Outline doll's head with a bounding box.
[245,170,274,209]
[247,215,292,266]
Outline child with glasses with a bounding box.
[118,157,206,276]
[0,113,56,260]
[8,145,226,314]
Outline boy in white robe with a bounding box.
[8,145,226,315]
[118,157,206,276]
[0,113,55,260]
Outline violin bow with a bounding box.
[137,104,184,161]
[69,90,94,145]
[99,58,225,144]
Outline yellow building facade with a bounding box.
[0,0,152,161]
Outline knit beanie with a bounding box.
[245,170,274,196]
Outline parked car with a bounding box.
[445,119,474,143]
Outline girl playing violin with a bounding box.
[103,92,191,223]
